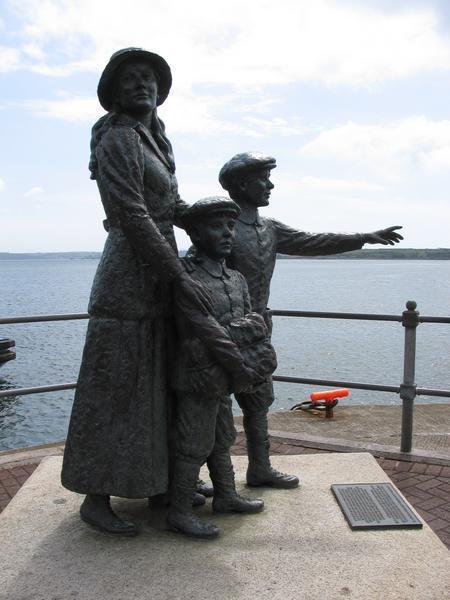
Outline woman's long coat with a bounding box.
[61,113,186,498]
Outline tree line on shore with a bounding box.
[1,248,450,260]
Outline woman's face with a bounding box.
[115,60,158,115]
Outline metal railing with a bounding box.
[1,301,449,453]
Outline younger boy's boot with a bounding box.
[167,460,219,539]
[208,452,264,514]
[244,409,299,488]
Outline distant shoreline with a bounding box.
[1,249,450,260]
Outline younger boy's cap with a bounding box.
[219,152,276,190]
[183,196,241,225]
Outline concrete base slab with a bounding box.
[0,454,448,600]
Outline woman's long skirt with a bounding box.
[61,314,171,498]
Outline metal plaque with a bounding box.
[331,483,423,530]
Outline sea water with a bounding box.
[0,258,449,450]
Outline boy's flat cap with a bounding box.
[219,152,276,190]
[183,196,241,225]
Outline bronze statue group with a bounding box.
[61,48,403,539]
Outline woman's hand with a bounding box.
[175,272,213,315]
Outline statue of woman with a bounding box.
[61,48,212,536]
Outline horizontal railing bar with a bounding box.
[271,310,402,322]
[1,381,448,400]
[0,383,77,398]
[0,313,89,325]
[417,387,450,398]
[272,375,400,393]
[419,316,450,324]
[1,311,449,326]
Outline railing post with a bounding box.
[400,300,419,453]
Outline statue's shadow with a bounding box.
[4,491,270,599]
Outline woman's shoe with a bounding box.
[80,494,138,536]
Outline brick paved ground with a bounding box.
[0,462,38,512]
[1,434,449,550]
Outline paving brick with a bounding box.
[3,480,22,494]
[230,447,247,456]
[281,446,305,455]
[437,531,450,547]
[417,497,448,511]
[392,471,420,482]
[425,464,443,476]
[14,474,31,485]
[394,477,423,490]
[415,508,436,522]
[410,462,428,474]
[415,479,443,491]
[430,487,450,501]
[431,507,450,521]
[412,474,431,482]
[379,458,398,469]
[7,467,28,477]
[440,537,450,547]
[0,477,16,487]
[401,488,433,502]
[0,469,14,481]
[393,461,413,472]
[439,466,450,478]
[427,518,450,532]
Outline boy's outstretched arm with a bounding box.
[273,220,403,256]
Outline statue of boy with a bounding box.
[218,152,403,489]
[168,196,278,539]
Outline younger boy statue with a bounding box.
[218,152,403,490]
[167,197,277,539]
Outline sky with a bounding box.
[1,0,450,252]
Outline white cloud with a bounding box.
[6,0,450,87]
[241,116,316,138]
[163,91,314,137]
[23,186,45,197]
[419,145,450,172]
[0,45,21,73]
[300,116,450,179]
[21,95,102,122]
[279,174,384,192]
[21,42,45,61]
[20,88,310,138]
[0,178,5,192]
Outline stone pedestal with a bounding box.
[1,453,448,599]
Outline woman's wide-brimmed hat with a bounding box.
[97,47,172,111]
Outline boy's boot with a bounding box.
[208,452,264,514]
[167,461,219,539]
[196,478,214,497]
[244,410,299,489]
